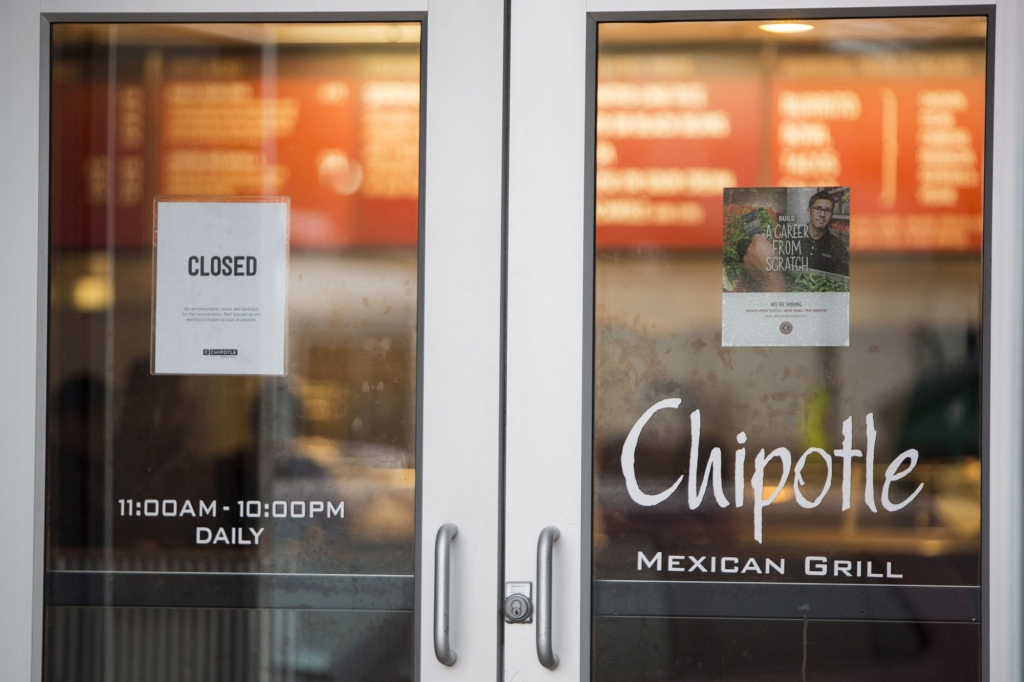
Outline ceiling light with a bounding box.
[759,22,814,34]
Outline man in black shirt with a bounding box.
[802,191,849,276]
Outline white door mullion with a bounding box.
[505,0,589,678]
[418,0,506,679]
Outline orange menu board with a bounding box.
[51,77,148,250]
[771,54,985,252]
[596,48,987,252]
[51,50,421,250]
[595,53,763,250]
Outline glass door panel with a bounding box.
[591,14,986,681]
[47,22,422,680]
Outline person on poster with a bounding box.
[802,191,849,277]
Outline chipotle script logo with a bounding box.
[780,321,793,334]
[621,403,925,543]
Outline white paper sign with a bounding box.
[152,198,289,375]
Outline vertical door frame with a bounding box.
[418,0,507,680]
[505,0,590,678]
[504,1,1023,680]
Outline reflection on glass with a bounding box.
[47,22,420,680]
[593,16,985,681]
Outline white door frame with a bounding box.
[0,2,507,681]
[504,1,1023,679]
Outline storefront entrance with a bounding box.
[1,1,1021,681]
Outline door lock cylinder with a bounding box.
[504,582,533,623]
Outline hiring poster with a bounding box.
[152,197,290,375]
[722,187,850,347]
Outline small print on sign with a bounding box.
[152,197,289,375]
[722,187,850,347]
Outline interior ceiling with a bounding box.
[52,23,421,47]
[599,16,987,46]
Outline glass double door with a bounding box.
[30,1,1013,681]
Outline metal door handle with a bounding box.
[434,523,458,666]
[536,525,560,670]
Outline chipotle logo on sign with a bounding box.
[621,399,923,544]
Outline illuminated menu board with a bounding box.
[51,49,421,249]
[772,52,985,252]
[51,73,147,249]
[596,54,762,250]
[596,48,986,252]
